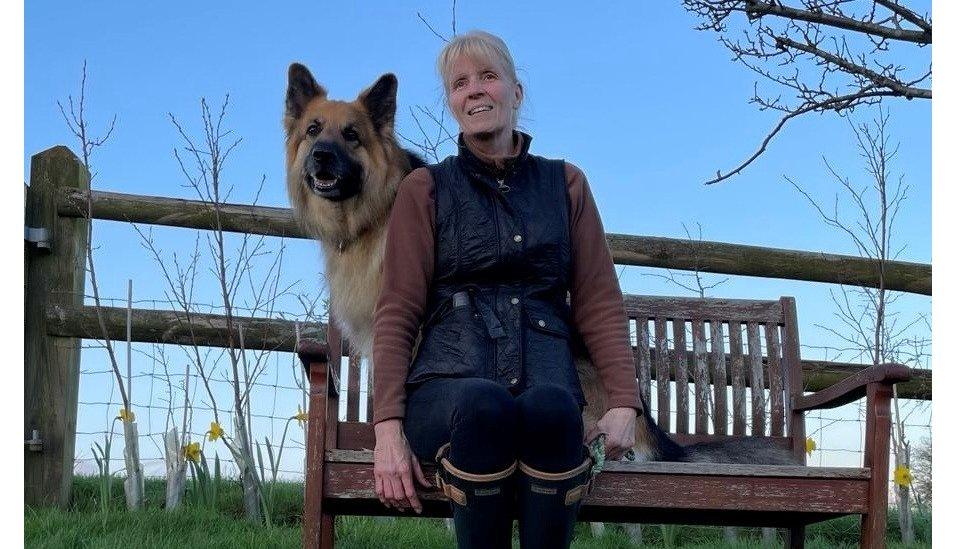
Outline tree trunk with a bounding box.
[163,428,186,510]
[121,420,144,509]
[228,413,263,523]
[898,446,915,544]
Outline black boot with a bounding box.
[516,453,593,549]
[435,443,517,549]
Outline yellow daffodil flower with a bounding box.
[293,406,308,425]
[184,442,201,463]
[805,437,816,456]
[118,408,136,423]
[894,464,912,488]
[207,421,224,442]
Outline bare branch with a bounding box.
[775,36,931,98]
[685,1,931,184]
[744,1,931,44]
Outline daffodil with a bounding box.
[805,437,816,456]
[118,408,135,423]
[293,406,308,425]
[894,464,912,488]
[207,421,224,441]
[184,442,201,463]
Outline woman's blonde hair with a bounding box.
[437,30,522,123]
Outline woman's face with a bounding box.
[446,54,522,139]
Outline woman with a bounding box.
[371,30,641,549]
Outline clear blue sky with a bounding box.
[24,0,932,473]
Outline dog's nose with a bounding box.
[312,148,335,165]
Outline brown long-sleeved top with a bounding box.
[372,141,641,425]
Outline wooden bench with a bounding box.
[299,295,909,548]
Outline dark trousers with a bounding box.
[404,378,586,474]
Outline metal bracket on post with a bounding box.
[25,227,52,251]
[25,429,43,452]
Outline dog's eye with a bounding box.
[342,127,360,143]
[306,123,321,137]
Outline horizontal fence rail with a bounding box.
[46,302,323,350]
[58,188,932,295]
[46,302,931,400]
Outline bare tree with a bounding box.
[913,435,931,509]
[58,60,145,510]
[648,222,731,298]
[682,1,931,184]
[786,105,930,544]
[397,4,461,163]
[133,95,296,522]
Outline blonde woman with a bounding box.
[371,30,641,549]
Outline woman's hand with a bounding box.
[585,407,637,460]
[373,419,433,513]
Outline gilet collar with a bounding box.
[457,131,533,181]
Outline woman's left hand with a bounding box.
[585,407,637,460]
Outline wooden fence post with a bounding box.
[25,146,90,507]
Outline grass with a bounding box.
[24,477,931,548]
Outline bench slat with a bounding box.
[747,322,766,436]
[634,317,653,426]
[692,320,710,434]
[623,295,785,324]
[325,449,868,479]
[766,323,785,437]
[654,317,670,431]
[674,319,689,434]
[347,351,361,422]
[730,322,747,435]
[709,320,728,435]
[322,457,870,517]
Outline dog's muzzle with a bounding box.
[304,141,363,202]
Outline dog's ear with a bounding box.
[285,63,326,128]
[358,73,397,132]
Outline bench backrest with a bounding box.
[327,295,803,453]
[623,295,802,447]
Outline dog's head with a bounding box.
[284,63,406,245]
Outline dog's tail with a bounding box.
[637,391,687,462]
[637,391,799,465]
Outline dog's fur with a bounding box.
[284,63,797,468]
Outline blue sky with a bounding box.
[24,0,932,474]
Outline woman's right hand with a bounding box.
[373,418,433,514]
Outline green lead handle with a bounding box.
[587,433,636,477]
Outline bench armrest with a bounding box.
[298,339,340,397]
[793,363,911,412]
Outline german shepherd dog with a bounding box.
[283,63,797,469]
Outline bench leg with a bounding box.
[320,514,336,549]
[860,383,893,549]
[786,526,804,548]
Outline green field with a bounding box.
[24,477,931,548]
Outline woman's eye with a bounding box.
[484,73,497,80]
[306,124,321,137]
[342,128,360,142]
[452,79,466,90]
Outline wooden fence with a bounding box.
[24,146,932,507]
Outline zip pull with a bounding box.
[496,178,510,193]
